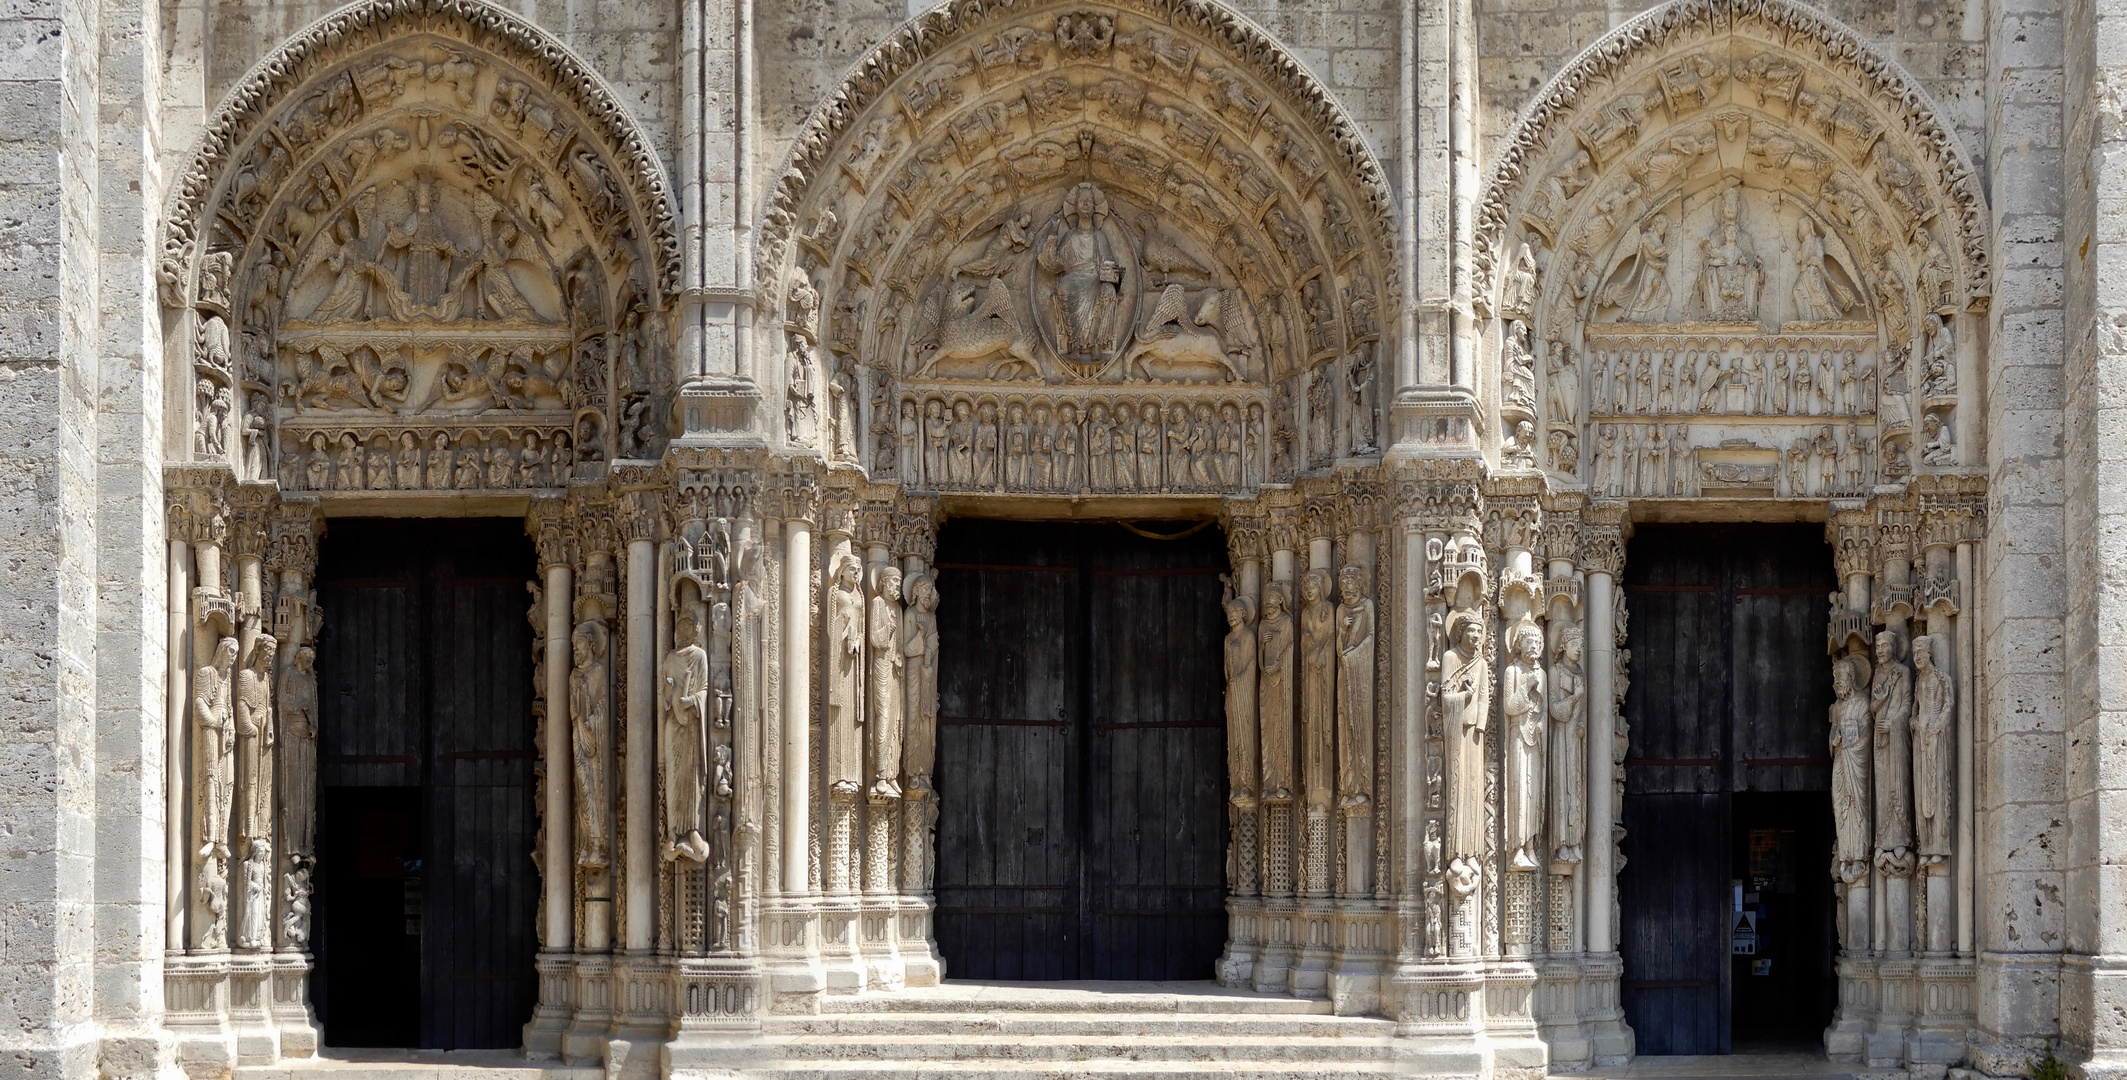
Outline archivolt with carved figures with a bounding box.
[1475,0,1988,493]
[759,0,1401,493]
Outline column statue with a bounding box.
[1443,609,1490,859]
[1223,589,1259,802]
[195,634,239,866]
[1298,569,1336,810]
[278,645,319,864]
[660,603,710,864]
[1256,582,1295,802]
[570,620,612,870]
[869,565,905,800]
[1334,566,1374,810]
[1548,627,1586,866]
[234,636,277,847]
[826,551,866,798]
[1871,629,1915,863]
[901,571,940,794]
[1503,619,1547,870]
[1911,634,1955,862]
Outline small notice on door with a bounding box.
[1731,911,1758,955]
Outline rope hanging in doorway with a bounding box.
[1113,519,1216,542]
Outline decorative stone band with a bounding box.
[277,422,575,492]
[896,386,1274,496]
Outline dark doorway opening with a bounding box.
[931,519,1228,980]
[1618,524,1838,1055]
[312,518,540,1049]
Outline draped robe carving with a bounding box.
[1503,620,1547,870]
[1912,634,1955,860]
[570,620,612,870]
[827,552,866,797]
[1257,583,1296,802]
[1443,610,1490,859]
[901,571,940,794]
[661,606,710,863]
[1871,630,1914,862]
[1224,592,1259,802]
[1335,567,1374,810]
[1298,569,1336,810]
[1830,653,1874,881]
[1547,627,1586,865]
[869,565,905,800]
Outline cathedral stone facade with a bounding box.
[2,0,2120,1075]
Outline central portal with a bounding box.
[931,519,1228,981]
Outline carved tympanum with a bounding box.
[766,3,1396,490]
[169,24,676,486]
[1485,10,1984,496]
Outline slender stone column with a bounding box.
[781,516,813,896]
[544,559,575,950]
[168,539,192,954]
[1254,519,1298,994]
[1954,539,1975,956]
[624,533,658,952]
[1581,551,1617,955]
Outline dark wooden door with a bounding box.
[933,520,1227,980]
[313,519,539,1049]
[1619,525,1834,1055]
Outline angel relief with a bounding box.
[277,160,574,416]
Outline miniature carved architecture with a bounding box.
[14,0,2126,1074]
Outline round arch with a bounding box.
[1473,0,1989,311]
[1470,0,1992,490]
[752,0,1405,495]
[159,0,687,484]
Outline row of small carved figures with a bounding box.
[282,428,574,492]
[895,395,1270,492]
[1583,421,1878,498]
[1574,345,1880,419]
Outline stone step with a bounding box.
[815,983,1331,1016]
[764,1012,1389,1039]
[236,1052,600,1080]
[751,1031,1398,1063]
[727,1064,1403,1080]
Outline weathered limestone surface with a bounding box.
[1,0,2121,1076]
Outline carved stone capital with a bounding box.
[820,490,859,538]
[623,500,661,546]
[892,505,939,563]
[1579,511,1626,577]
[527,498,572,573]
[266,501,324,578]
[1828,507,1874,581]
[1224,516,1267,565]
[1487,498,1543,554]
[1540,510,1581,564]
